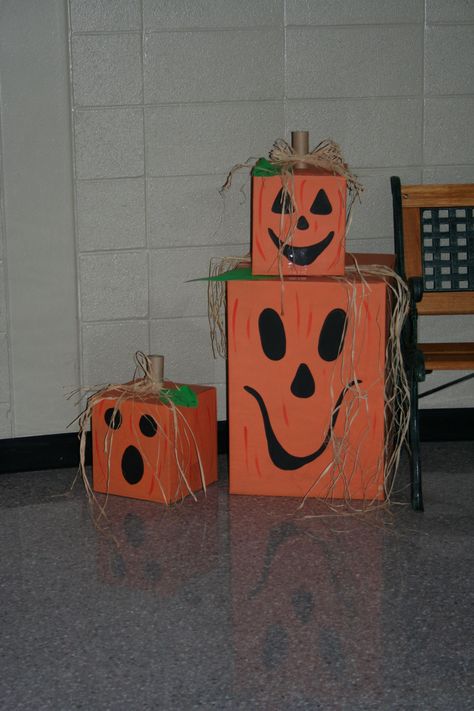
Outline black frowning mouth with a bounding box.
[268,228,335,266]
[243,382,360,471]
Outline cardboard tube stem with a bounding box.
[149,354,164,385]
[291,131,309,169]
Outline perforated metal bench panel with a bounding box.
[421,206,474,292]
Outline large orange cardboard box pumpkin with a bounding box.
[227,271,389,501]
[251,169,347,277]
[92,383,217,504]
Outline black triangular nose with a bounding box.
[290,363,315,398]
[296,215,309,230]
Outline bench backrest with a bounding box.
[391,178,474,316]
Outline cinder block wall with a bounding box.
[0,0,473,436]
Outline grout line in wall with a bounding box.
[75,163,429,182]
[283,0,288,136]
[422,0,426,169]
[0,60,16,437]
[426,20,474,26]
[83,315,210,325]
[140,0,152,356]
[78,243,249,257]
[286,21,425,30]
[66,0,85,407]
[71,30,143,37]
[68,19,474,37]
[71,25,284,38]
[73,94,424,112]
[423,94,474,100]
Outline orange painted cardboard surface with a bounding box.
[96,494,219,594]
[251,170,346,277]
[92,383,217,504]
[230,497,382,704]
[227,275,388,500]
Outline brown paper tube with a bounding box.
[149,354,164,386]
[291,131,309,169]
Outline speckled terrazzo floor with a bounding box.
[1,442,473,711]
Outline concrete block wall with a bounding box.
[0,0,472,437]
[70,0,285,418]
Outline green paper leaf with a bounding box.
[252,157,282,177]
[208,267,278,282]
[160,385,198,408]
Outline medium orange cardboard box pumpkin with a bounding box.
[227,269,389,501]
[91,377,217,505]
[251,168,347,277]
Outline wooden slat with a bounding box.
[422,343,474,355]
[418,291,474,315]
[402,184,474,207]
[421,342,474,370]
[402,206,422,279]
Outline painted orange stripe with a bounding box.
[243,425,249,470]
[255,236,265,260]
[231,297,239,352]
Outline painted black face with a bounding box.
[104,409,158,485]
[244,307,358,471]
[268,188,335,266]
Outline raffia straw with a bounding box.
[208,254,251,358]
[75,352,207,520]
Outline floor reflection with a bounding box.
[229,496,385,707]
[95,490,221,596]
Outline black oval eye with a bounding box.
[271,188,294,214]
[259,308,286,361]
[310,189,332,215]
[318,309,347,361]
[139,414,157,437]
[104,407,122,430]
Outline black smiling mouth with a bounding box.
[268,228,335,266]
[244,382,360,471]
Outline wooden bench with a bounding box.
[390,178,474,510]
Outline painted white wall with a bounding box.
[0,0,472,437]
[0,0,79,436]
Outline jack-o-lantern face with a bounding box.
[227,278,387,500]
[244,305,354,471]
[92,385,217,504]
[251,172,346,277]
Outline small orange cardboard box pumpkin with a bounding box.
[251,167,347,277]
[92,382,217,504]
[226,267,389,501]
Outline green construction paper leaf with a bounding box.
[206,267,278,282]
[252,157,282,177]
[160,385,198,408]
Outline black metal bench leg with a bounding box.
[409,373,424,511]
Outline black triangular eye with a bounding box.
[318,309,347,361]
[310,189,332,215]
[271,188,294,214]
[259,308,286,360]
